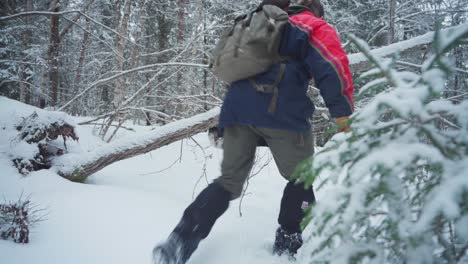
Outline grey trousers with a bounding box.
[214,125,314,200]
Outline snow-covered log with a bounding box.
[53,108,219,182]
[348,23,467,72]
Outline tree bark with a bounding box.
[176,0,186,95]
[447,6,464,98]
[113,0,132,109]
[201,0,208,111]
[388,0,396,44]
[177,0,185,44]
[154,3,172,124]
[48,0,60,107]
[19,0,33,105]
[71,18,91,114]
[39,0,61,108]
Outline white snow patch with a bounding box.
[0,97,308,264]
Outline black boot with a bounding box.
[152,233,184,264]
[153,182,231,264]
[273,181,315,257]
[273,227,303,257]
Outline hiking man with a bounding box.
[153,0,354,263]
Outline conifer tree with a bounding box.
[294,25,468,263]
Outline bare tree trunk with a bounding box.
[49,0,60,107]
[39,0,61,109]
[72,18,91,114]
[448,7,464,98]
[127,0,147,125]
[101,0,132,139]
[200,0,209,111]
[176,0,185,95]
[388,0,396,44]
[18,67,28,103]
[128,0,146,79]
[154,5,171,125]
[19,0,33,105]
[114,0,123,30]
[113,0,132,109]
[177,0,185,45]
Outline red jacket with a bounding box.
[289,10,354,111]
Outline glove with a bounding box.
[208,126,224,149]
[335,117,351,133]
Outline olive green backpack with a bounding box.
[211,5,290,112]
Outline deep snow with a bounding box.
[0,97,314,264]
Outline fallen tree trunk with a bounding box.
[349,23,467,72]
[52,23,466,182]
[53,108,219,182]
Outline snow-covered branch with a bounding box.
[348,23,468,72]
[58,62,209,111]
[0,10,140,47]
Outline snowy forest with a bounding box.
[0,0,468,263]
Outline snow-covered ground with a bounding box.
[0,97,315,264]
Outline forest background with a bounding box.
[1,0,466,144]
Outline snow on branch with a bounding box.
[58,62,209,111]
[348,23,468,72]
[0,10,140,48]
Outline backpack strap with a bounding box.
[249,63,286,113]
[268,63,286,113]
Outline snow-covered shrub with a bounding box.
[0,196,45,244]
[294,26,468,263]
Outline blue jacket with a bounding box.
[218,9,354,133]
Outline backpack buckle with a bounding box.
[249,79,274,93]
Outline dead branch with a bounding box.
[238,151,273,217]
[190,136,211,199]
[59,0,96,38]
[58,62,209,111]
[79,122,135,132]
[0,10,140,47]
